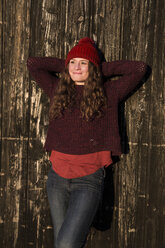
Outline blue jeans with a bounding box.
[47,167,104,248]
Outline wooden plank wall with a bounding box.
[0,0,164,247]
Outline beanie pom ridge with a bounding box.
[78,37,95,45]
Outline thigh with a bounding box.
[46,168,70,241]
[56,168,104,248]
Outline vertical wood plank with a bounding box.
[0,0,31,247]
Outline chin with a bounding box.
[72,77,85,82]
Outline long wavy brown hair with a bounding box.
[49,62,107,121]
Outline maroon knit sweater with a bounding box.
[27,57,147,156]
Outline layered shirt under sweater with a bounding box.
[27,57,147,177]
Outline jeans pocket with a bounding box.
[47,167,58,188]
[81,168,104,193]
[91,168,105,183]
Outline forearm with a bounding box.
[27,57,65,73]
[102,60,147,78]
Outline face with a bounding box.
[68,58,89,85]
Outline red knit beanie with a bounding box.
[65,37,100,67]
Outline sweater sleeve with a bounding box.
[27,57,65,97]
[102,60,148,101]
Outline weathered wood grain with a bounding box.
[0,0,164,247]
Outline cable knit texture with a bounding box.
[27,57,147,155]
[65,37,100,66]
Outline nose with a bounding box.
[74,62,81,70]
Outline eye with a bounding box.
[70,60,75,64]
[81,61,88,65]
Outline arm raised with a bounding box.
[27,57,65,97]
[102,60,148,101]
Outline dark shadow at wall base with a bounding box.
[92,162,117,231]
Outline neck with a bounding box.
[75,82,85,85]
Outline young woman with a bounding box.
[27,37,148,248]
